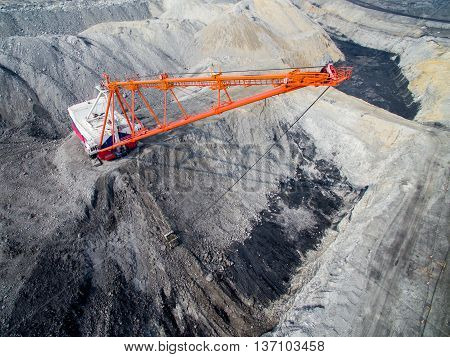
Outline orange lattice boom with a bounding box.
[69,64,351,161]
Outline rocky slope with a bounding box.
[0,0,448,337]
[270,88,449,336]
[0,0,156,37]
[294,0,450,126]
[0,0,342,139]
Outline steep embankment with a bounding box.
[294,0,450,125]
[270,88,449,336]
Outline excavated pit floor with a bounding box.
[0,125,363,336]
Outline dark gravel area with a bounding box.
[333,37,420,120]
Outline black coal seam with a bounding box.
[331,37,420,120]
[220,138,362,313]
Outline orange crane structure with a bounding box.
[68,64,352,161]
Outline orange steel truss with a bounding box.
[98,67,352,155]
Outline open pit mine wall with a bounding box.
[294,0,450,126]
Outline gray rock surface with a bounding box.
[0,0,448,336]
[294,0,450,126]
[270,89,449,336]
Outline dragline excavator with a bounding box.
[68,64,352,162]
